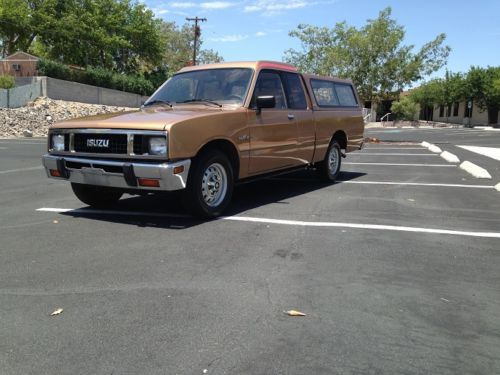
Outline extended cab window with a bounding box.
[283,73,307,110]
[311,79,358,107]
[252,71,287,109]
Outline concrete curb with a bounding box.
[459,161,492,179]
[440,151,460,163]
[421,141,431,148]
[495,183,500,192]
[428,144,443,153]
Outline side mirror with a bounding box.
[256,96,275,113]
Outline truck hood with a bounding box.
[51,106,237,131]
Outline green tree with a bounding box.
[284,7,450,101]
[466,66,500,125]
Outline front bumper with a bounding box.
[42,154,191,191]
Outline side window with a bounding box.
[283,73,307,110]
[253,71,287,109]
[311,79,339,107]
[334,83,358,107]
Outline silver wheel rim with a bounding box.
[201,162,228,207]
[327,146,340,175]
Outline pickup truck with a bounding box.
[43,61,364,217]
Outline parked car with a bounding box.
[43,61,364,217]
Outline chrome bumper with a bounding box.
[42,154,191,191]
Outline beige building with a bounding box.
[0,52,39,77]
[431,100,498,126]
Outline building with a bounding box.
[0,52,39,77]
[431,100,498,126]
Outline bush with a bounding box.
[0,75,15,89]
[37,59,155,96]
[391,97,420,121]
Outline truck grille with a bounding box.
[74,134,128,154]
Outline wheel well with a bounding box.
[198,139,240,178]
[332,130,347,150]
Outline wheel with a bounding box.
[71,183,123,207]
[317,140,342,182]
[183,149,234,218]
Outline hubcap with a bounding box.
[327,146,340,175]
[201,163,228,207]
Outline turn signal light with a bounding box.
[138,178,160,187]
[50,169,61,177]
[173,166,184,174]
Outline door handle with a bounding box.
[287,114,295,120]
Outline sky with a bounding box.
[143,0,500,78]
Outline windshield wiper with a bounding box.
[181,98,222,107]
[143,99,172,108]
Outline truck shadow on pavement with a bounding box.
[60,170,365,229]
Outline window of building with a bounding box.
[446,105,452,117]
[439,105,444,117]
[453,102,459,117]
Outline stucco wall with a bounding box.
[433,100,498,126]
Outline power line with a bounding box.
[185,17,206,66]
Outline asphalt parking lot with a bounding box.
[1,128,500,375]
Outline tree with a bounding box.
[466,66,500,125]
[284,7,450,101]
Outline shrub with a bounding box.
[37,59,155,96]
[391,97,420,121]
[0,75,16,89]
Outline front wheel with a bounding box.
[183,150,234,218]
[317,140,342,182]
[71,183,123,207]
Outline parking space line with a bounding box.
[344,162,455,167]
[223,216,500,239]
[0,166,44,174]
[363,147,424,150]
[36,208,500,238]
[0,141,46,145]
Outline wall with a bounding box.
[432,100,498,126]
[1,76,149,108]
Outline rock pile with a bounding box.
[0,97,135,138]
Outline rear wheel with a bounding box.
[183,149,234,218]
[317,140,342,182]
[71,183,123,207]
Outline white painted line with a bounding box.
[428,144,443,153]
[440,151,460,163]
[340,181,493,189]
[0,147,7,150]
[344,162,455,167]
[36,207,190,218]
[457,145,500,162]
[0,141,46,145]
[357,153,437,156]
[0,166,44,174]
[421,141,431,147]
[36,208,500,239]
[364,147,426,150]
[223,216,500,239]
[459,161,492,179]
[495,183,500,192]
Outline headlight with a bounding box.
[149,137,167,156]
[52,134,65,152]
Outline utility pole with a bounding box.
[186,17,207,66]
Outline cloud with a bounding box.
[244,0,336,15]
[169,2,197,8]
[209,34,249,42]
[255,31,266,37]
[200,1,235,9]
[152,7,170,15]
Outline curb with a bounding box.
[428,144,442,153]
[440,151,460,163]
[495,183,500,192]
[421,141,431,148]
[459,161,492,179]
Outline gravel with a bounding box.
[0,97,135,138]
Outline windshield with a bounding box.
[147,68,253,107]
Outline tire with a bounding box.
[183,149,234,218]
[71,183,123,207]
[317,140,342,182]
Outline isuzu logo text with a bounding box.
[87,139,109,148]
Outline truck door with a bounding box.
[248,70,300,174]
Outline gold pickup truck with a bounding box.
[43,61,364,217]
